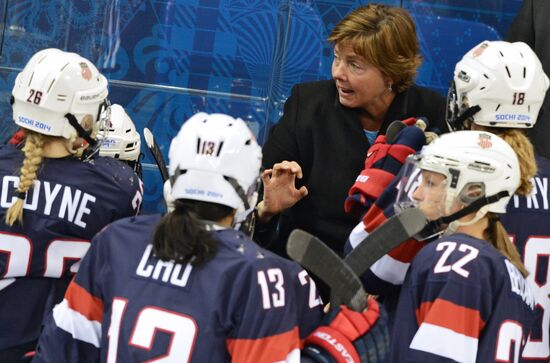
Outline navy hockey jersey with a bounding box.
[390,233,536,363]
[0,144,142,349]
[33,214,323,363]
[501,155,550,361]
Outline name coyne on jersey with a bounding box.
[1,176,96,228]
[511,176,549,210]
[505,259,535,309]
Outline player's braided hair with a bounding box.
[5,131,45,226]
[484,213,528,277]
[153,200,232,266]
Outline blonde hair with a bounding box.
[5,131,45,226]
[328,3,422,92]
[492,128,537,196]
[484,213,528,277]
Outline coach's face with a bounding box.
[332,43,392,111]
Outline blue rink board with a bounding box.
[0,0,522,213]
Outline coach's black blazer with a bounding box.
[261,80,446,256]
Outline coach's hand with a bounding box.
[257,160,308,222]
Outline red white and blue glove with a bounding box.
[344,118,426,217]
[302,298,389,363]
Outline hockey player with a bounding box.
[345,41,549,330]
[32,112,389,363]
[449,40,550,362]
[98,104,143,178]
[0,48,142,362]
[8,104,143,178]
[389,130,536,361]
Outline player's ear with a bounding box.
[459,182,485,204]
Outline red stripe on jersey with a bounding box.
[363,204,386,232]
[226,326,300,363]
[65,281,104,323]
[387,238,426,263]
[416,299,485,338]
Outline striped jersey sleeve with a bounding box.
[33,228,107,363]
[345,173,427,295]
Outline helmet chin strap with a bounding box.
[443,208,487,236]
[421,190,509,237]
[450,105,481,130]
[65,113,97,147]
[224,176,259,236]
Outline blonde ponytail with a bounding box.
[498,129,537,196]
[5,132,45,226]
[484,213,528,277]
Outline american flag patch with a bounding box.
[477,133,492,149]
[472,43,489,57]
[80,62,92,80]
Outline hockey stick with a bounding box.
[143,128,169,182]
[287,207,427,310]
[343,207,427,277]
[287,229,368,312]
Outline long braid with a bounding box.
[5,132,45,226]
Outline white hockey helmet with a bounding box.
[447,40,549,130]
[168,112,262,217]
[98,104,142,173]
[11,48,109,141]
[396,131,520,229]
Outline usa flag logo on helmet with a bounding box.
[477,133,492,149]
[79,62,92,80]
[472,42,489,57]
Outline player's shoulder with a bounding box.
[86,155,137,177]
[94,214,160,246]
[0,144,23,165]
[79,155,141,191]
[535,154,550,176]
[215,229,302,273]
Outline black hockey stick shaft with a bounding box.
[287,207,427,310]
[344,207,428,277]
[143,128,169,182]
[287,229,368,311]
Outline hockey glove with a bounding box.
[302,298,390,363]
[344,119,426,217]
